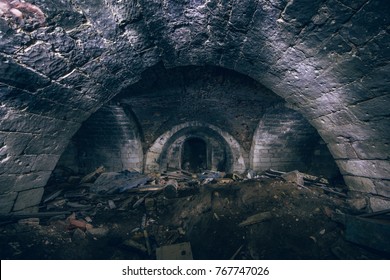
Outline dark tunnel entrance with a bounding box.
[181,138,208,173]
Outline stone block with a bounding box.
[12,172,51,192]
[337,0,367,10]
[24,135,68,155]
[374,180,390,198]
[0,192,18,214]
[17,42,70,80]
[361,65,390,96]
[341,0,389,45]
[13,206,39,214]
[369,197,390,212]
[229,0,257,31]
[349,95,390,122]
[13,188,44,212]
[128,157,141,164]
[4,133,33,156]
[343,176,377,194]
[1,155,36,174]
[347,198,367,211]
[32,154,60,171]
[0,112,66,135]
[0,131,7,143]
[282,0,323,26]
[46,5,86,31]
[352,141,390,160]
[338,160,390,179]
[281,170,304,185]
[318,123,374,142]
[316,128,338,144]
[0,54,50,92]
[0,19,30,54]
[0,175,17,193]
[328,143,358,159]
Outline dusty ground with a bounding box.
[1,177,389,260]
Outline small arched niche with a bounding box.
[181,137,208,173]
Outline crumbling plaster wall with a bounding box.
[0,0,389,213]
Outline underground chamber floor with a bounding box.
[1,175,389,260]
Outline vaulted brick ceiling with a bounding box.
[0,0,389,213]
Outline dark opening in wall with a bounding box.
[181,137,208,172]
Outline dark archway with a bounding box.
[181,137,208,173]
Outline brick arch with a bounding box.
[250,104,341,180]
[54,104,144,175]
[145,121,246,173]
[160,131,232,173]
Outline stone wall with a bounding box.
[0,0,389,213]
[251,104,340,179]
[56,104,143,175]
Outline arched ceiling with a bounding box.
[0,0,389,213]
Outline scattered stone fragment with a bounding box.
[123,239,147,253]
[282,170,304,186]
[347,198,367,211]
[239,212,272,227]
[108,200,116,209]
[87,227,109,237]
[72,228,86,241]
[18,218,40,226]
[144,198,155,211]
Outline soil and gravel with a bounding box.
[1,174,389,260]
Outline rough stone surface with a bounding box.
[369,197,390,212]
[13,188,45,212]
[0,0,389,212]
[12,172,52,192]
[281,170,304,186]
[13,206,40,215]
[374,180,390,198]
[338,160,390,180]
[0,175,17,193]
[0,192,17,214]
[347,198,367,211]
[343,176,377,194]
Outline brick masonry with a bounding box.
[0,0,389,213]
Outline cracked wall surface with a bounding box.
[0,0,389,213]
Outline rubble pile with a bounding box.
[1,168,389,260]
